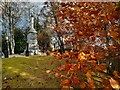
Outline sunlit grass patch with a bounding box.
[2,55,62,88]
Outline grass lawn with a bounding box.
[2,55,120,89]
[2,55,64,88]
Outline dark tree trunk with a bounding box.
[4,40,9,58]
[51,2,65,54]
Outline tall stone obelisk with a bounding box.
[27,14,40,55]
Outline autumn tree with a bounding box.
[40,2,66,54]
[37,28,52,52]
[52,2,120,89]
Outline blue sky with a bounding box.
[0,2,44,35]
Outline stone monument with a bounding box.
[27,14,41,55]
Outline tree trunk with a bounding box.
[11,18,15,54]
[2,11,9,57]
[58,36,65,54]
[103,26,112,75]
[50,2,65,54]
[9,6,15,55]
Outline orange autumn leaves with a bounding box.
[61,77,86,89]
[56,51,107,70]
[60,71,95,88]
[54,51,106,88]
[61,79,72,86]
[109,78,120,89]
[48,2,120,89]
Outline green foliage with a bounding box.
[14,28,26,54]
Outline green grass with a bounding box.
[2,55,64,88]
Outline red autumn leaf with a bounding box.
[62,86,69,89]
[90,10,100,15]
[87,78,95,88]
[65,64,72,71]
[101,38,106,43]
[83,66,89,73]
[91,36,96,41]
[108,45,116,50]
[68,78,72,84]
[73,77,80,85]
[80,2,85,5]
[104,18,109,25]
[94,30,99,36]
[96,19,102,27]
[104,53,109,57]
[61,79,71,86]
[57,12,63,17]
[110,31,118,39]
[73,64,78,72]
[107,15,112,20]
[61,2,67,7]
[57,65,65,71]
[95,65,105,71]
[101,30,108,37]
[89,60,96,65]
[95,53,103,60]
[112,11,119,19]
[79,81,86,88]
[102,79,112,89]
[54,27,60,31]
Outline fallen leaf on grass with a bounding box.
[55,72,61,78]
[20,72,28,76]
[57,65,65,71]
[46,70,51,74]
